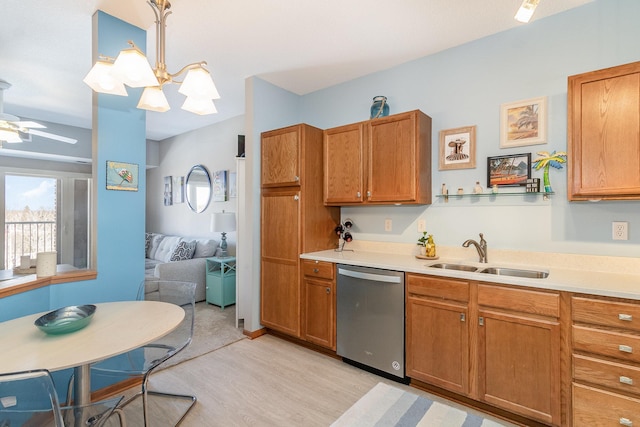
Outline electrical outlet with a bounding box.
[417,220,426,232]
[384,219,392,232]
[613,221,629,240]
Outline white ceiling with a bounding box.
[0,0,593,141]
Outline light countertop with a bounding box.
[301,243,640,300]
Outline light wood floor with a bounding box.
[112,334,517,427]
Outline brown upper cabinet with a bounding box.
[261,126,302,188]
[568,61,640,201]
[323,110,432,205]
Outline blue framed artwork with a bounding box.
[106,161,139,191]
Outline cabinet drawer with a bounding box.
[478,284,559,317]
[573,296,640,332]
[573,383,640,426]
[574,354,640,397]
[574,325,640,363]
[302,260,334,280]
[406,273,469,303]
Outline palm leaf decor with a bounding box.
[532,151,567,192]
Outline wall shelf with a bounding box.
[435,191,554,203]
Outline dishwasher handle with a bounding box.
[338,268,402,283]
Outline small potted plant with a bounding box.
[417,231,428,256]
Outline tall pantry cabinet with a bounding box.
[260,124,340,338]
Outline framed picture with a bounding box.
[163,176,172,205]
[487,153,531,187]
[228,172,237,198]
[172,176,184,204]
[439,125,476,170]
[106,161,138,191]
[212,170,228,202]
[500,96,547,148]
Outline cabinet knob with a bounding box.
[356,192,361,198]
[367,191,371,198]
[619,344,633,353]
[620,314,633,322]
[313,268,319,273]
[619,418,633,427]
[460,313,466,322]
[479,316,484,326]
[293,195,299,201]
[294,176,300,182]
[620,376,634,385]
[326,287,330,294]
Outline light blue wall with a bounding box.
[293,0,640,258]
[0,11,146,321]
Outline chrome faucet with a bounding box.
[462,233,488,263]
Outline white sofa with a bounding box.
[145,232,219,302]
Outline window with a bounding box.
[1,171,91,270]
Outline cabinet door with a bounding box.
[323,123,365,204]
[407,297,469,395]
[478,309,561,425]
[260,189,301,336]
[368,112,417,202]
[304,277,335,350]
[261,126,301,188]
[568,62,640,200]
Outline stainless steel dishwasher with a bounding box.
[336,264,406,380]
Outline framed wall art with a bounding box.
[500,96,547,148]
[439,125,476,170]
[212,170,228,202]
[487,153,531,187]
[172,176,184,204]
[163,176,172,205]
[106,161,138,191]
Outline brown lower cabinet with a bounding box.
[572,295,640,426]
[406,274,562,426]
[302,260,336,350]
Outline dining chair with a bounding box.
[0,369,124,427]
[90,280,197,427]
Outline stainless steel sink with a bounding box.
[429,263,479,272]
[479,267,549,279]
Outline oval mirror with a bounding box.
[185,165,212,213]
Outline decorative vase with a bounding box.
[370,96,390,119]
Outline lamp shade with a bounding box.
[0,128,22,143]
[179,67,220,99]
[210,212,236,233]
[111,47,159,88]
[137,87,170,112]
[515,0,539,23]
[182,97,217,115]
[82,60,128,96]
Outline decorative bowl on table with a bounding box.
[34,304,97,335]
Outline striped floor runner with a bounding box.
[331,382,509,427]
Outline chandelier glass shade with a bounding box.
[83,0,219,115]
[515,0,540,23]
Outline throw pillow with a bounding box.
[193,239,218,258]
[170,240,196,261]
[145,232,152,257]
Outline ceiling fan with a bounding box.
[0,79,77,145]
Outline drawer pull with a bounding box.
[620,418,633,427]
[620,376,634,385]
[479,317,484,326]
[460,313,466,322]
[619,314,633,322]
[313,268,319,273]
[619,345,633,353]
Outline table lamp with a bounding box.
[210,211,236,257]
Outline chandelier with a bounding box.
[515,0,540,23]
[83,0,219,115]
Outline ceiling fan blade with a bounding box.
[28,129,77,144]
[15,120,46,129]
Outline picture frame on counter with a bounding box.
[487,153,531,187]
[438,125,476,170]
[500,96,547,148]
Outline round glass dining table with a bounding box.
[0,301,184,408]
